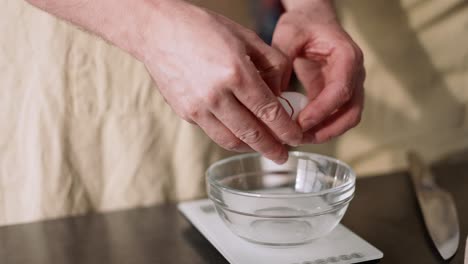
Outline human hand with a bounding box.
[274,0,365,144]
[142,0,303,163]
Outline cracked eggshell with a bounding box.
[278,92,308,121]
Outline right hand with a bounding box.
[142,0,302,163]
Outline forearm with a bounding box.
[25,0,162,61]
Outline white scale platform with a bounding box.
[178,199,383,264]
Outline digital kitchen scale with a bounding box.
[178,199,383,264]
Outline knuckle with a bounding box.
[278,128,301,143]
[356,47,364,65]
[349,109,362,128]
[221,62,243,87]
[221,138,244,152]
[236,128,263,145]
[340,42,359,64]
[204,90,223,109]
[254,101,283,123]
[184,103,203,121]
[244,29,259,40]
[338,84,353,102]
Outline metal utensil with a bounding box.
[465,236,468,264]
[407,151,460,260]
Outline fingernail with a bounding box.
[302,133,316,144]
[274,149,289,164]
[289,137,302,147]
[300,118,318,132]
[278,128,302,147]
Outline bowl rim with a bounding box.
[206,151,356,198]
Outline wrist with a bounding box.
[281,0,337,22]
[104,0,170,62]
[282,0,332,10]
[131,0,196,63]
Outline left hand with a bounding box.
[273,0,365,144]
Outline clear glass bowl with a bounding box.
[206,151,356,246]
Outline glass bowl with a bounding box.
[206,151,355,246]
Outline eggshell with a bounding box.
[278,92,308,120]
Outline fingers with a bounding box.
[221,25,304,151]
[302,67,365,144]
[232,57,303,147]
[297,44,363,132]
[205,40,302,162]
[240,29,292,94]
[271,17,307,59]
[200,57,301,162]
[194,111,253,152]
[272,11,365,140]
[173,27,303,163]
[209,92,289,164]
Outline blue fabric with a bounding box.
[250,0,283,44]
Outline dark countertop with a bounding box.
[1,159,467,264]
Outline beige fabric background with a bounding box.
[0,0,467,226]
[299,0,468,176]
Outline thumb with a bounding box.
[272,21,307,61]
